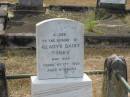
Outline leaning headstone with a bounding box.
[98,0,126,9]
[19,0,43,7]
[31,18,92,97]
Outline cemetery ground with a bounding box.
[0,48,130,97]
[5,6,130,37]
[0,0,129,36]
[2,0,130,36]
[0,0,130,97]
[5,0,130,8]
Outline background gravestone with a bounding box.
[98,0,126,9]
[19,0,43,7]
[31,18,92,97]
[36,18,84,80]
[100,0,126,4]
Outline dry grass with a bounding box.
[1,49,35,97]
[0,0,130,97]
[1,48,130,97]
[44,0,96,7]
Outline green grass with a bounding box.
[84,11,97,32]
[84,11,106,34]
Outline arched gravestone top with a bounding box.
[36,18,84,80]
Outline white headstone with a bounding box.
[36,18,84,80]
[31,18,92,97]
[100,0,126,4]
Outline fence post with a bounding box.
[0,63,8,97]
[103,54,128,97]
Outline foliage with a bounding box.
[85,11,97,32]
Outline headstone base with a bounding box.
[31,73,92,97]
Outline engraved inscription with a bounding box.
[37,19,84,79]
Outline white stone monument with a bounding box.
[31,18,92,97]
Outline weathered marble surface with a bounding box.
[36,18,84,80]
[31,74,92,97]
